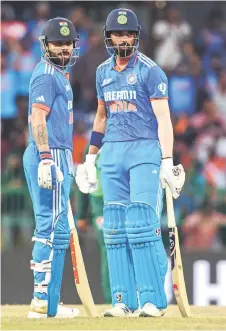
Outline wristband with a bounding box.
[40,151,52,160]
[162,157,173,160]
[90,131,104,149]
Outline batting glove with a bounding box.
[38,151,64,190]
[160,158,185,199]
[76,154,98,194]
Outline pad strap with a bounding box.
[34,282,48,294]
[32,236,52,247]
[30,260,51,272]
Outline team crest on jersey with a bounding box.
[158,83,167,95]
[127,73,137,85]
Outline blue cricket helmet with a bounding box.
[39,17,80,67]
[104,8,140,33]
[40,17,79,44]
[104,8,141,57]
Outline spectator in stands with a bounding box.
[175,41,201,77]
[204,145,226,191]
[72,120,88,166]
[12,33,37,96]
[196,8,226,76]
[211,70,226,124]
[69,7,94,56]
[190,99,226,163]
[152,4,192,72]
[1,3,28,41]
[72,26,108,113]
[182,200,226,251]
[27,2,50,60]
[1,49,18,118]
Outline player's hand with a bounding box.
[38,156,64,190]
[160,158,185,199]
[76,154,98,194]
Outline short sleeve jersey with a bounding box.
[28,58,74,150]
[96,51,168,142]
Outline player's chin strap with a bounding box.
[30,237,53,294]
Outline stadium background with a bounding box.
[1,1,226,306]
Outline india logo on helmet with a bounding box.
[60,26,70,36]
[117,14,128,24]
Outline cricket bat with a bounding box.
[165,184,191,318]
[67,200,98,317]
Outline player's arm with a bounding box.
[89,67,107,155]
[151,99,173,159]
[31,107,50,152]
[147,66,185,198]
[76,68,106,194]
[88,101,107,155]
[152,98,185,199]
[30,74,56,155]
[30,74,63,189]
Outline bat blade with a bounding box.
[70,228,98,317]
[68,200,98,317]
[169,226,191,317]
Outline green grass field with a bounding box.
[2,305,226,330]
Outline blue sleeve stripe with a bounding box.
[139,53,157,67]
[44,63,55,75]
[138,54,156,68]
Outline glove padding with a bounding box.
[76,154,98,194]
[38,159,64,190]
[160,158,185,199]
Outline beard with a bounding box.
[48,50,71,67]
[114,42,134,58]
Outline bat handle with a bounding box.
[165,184,176,228]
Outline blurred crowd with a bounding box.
[1,1,226,251]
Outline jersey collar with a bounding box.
[41,57,70,80]
[110,51,138,70]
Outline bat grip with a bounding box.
[165,184,176,228]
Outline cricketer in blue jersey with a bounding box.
[23,17,80,318]
[76,8,186,317]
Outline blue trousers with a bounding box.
[23,143,72,302]
[98,140,168,309]
[99,139,163,208]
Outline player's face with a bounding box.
[48,41,74,67]
[110,31,136,58]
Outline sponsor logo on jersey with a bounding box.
[68,100,73,110]
[65,84,71,92]
[104,90,136,102]
[36,95,45,102]
[158,83,167,95]
[101,78,113,87]
[127,73,137,85]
